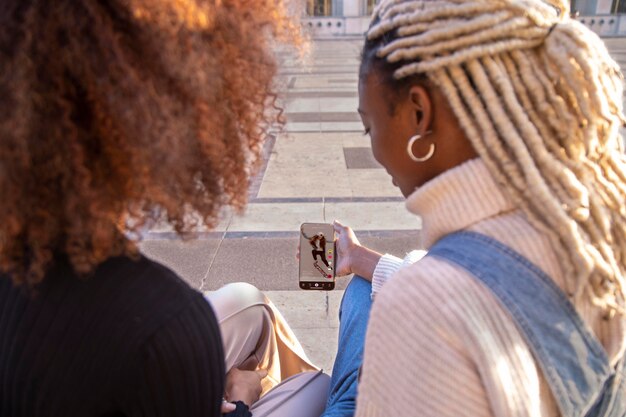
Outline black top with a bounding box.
[0,255,225,417]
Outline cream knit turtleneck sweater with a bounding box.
[356,159,625,417]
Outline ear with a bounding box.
[407,85,433,132]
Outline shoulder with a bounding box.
[360,256,496,413]
[95,255,199,309]
[374,254,488,322]
[109,257,224,409]
[367,254,527,371]
[367,256,480,359]
[91,255,218,348]
[360,254,545,416]
[115,258,224,416]
[97,254,188,290]
[373,252,528,331]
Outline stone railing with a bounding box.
[302,16,371,38]
[302,17,347,37]
[302,14,626,38]
[577,14,626,37]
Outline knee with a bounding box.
[312,372,331,400]
[205,282,267,321]
[345,276,372,300]
[339,276,372,317]
[220,282,259,293]
[210,282,264,302]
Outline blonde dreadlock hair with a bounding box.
[363,0,626,315]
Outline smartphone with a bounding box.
[299,223,335,290]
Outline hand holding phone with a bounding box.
[332,220,363,277]
[298,223,335,290]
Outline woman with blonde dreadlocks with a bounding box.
[328,0,626,415]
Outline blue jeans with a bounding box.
[322,276,372,417]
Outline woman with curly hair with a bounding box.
[0,1,329,416]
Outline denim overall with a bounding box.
[428,231,626,417]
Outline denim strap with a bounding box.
[428,231,613,417]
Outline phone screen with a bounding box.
[299,223,335,290]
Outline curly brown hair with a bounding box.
[0,0,302,286]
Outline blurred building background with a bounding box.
[302,0,626,37]
[302,0,376,37]
[573,0,626,36]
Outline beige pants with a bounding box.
[206,282,331,417]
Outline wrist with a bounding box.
[223,401,252,417]
[351,244,382,281]
[225,389,251,407]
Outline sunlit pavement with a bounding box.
[140,36,626,373]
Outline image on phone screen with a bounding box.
[299,223,335,290]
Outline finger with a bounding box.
[333,219,345,233]
[221,401,236,413]
[256,369,269,379]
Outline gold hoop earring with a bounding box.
[407,133,435,162]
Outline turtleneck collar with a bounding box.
[405,158,517,248]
